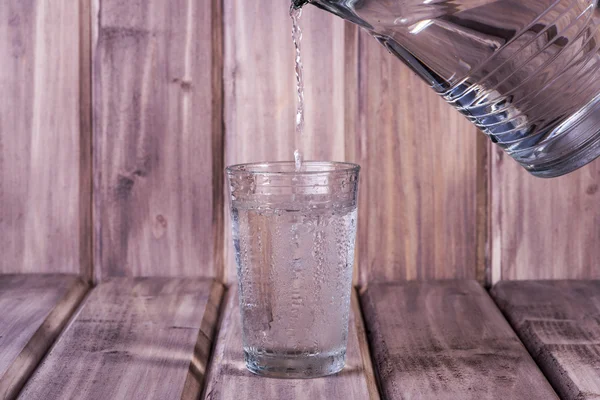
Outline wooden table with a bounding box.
[18,278,223,400]
[203,289,379,400]
[361,281,557,400]
[7,276,600,400]
[0,275,87,399]
[493,280,600,400]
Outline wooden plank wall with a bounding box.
[222,1,480,285]
[92,0,223,281]
[491,147,600,282]
[222,1,352,283]
[0,0,91,278]
[355,36,481,284]
[0,0,483,286]
[3,0,600,284]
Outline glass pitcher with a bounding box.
[294,0,600,177]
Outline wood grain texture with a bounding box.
[0,274,87,400]
[476,137,490,286]
[202,288,380,399]
[360,281,557,399]
[491,146,600,282]
[0,0,91,276]
[222,1,353,283]
[93,0,223,280]
[356,34,480,283]
[492,280,600,400]
[19,278,223,400]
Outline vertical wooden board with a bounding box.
[222,1,352,283]
[93,0,222,279]
[491,146,600,281]
[356,33,480,283]
[0,0,90,275]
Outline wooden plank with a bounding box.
[0,274,87,400]
[0,0,91,276]
[492,280,600,400]
[202,288,379,399]
[360,281,557,399]
[93,0,223,280]
[19,278,223,400]
[491,146,600,282]
[356,34,480,282]
[476,137,491,286]
[222,1,353,283]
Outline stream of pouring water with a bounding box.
[291,6,305,171]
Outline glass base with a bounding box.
[244,349,346,379]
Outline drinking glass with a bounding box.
[226,161,360,378]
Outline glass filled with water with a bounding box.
[226,161,360,378]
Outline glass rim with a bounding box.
[226,161,360,176]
